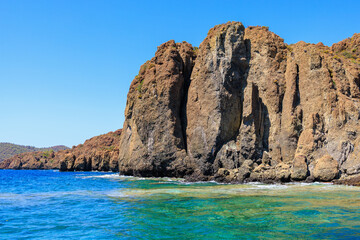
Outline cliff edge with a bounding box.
[118,22,360,184]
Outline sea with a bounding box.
[0,170,359,239]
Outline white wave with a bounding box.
[256,184,288,190]
[77,174,184,183]
[94,174,121,179]
[242,182,288,190]
[77,174,121,179]
[173,179,224,186]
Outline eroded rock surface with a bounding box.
[118,40,195,177]
[118,22,360,185]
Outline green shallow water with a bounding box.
[0,170,359,239]
[111,181,360,239]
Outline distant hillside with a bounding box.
[0,143,69,162]
[0,129,122,171]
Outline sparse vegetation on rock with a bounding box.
[0,143,68,163]
[118,22,360,185]
[0,130,122,171]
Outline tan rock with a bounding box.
[295,129,314,157]
[313,155,339,181]
[116,22,360,183]
[340,138,360,175]
[291,155,308,181]
[186,22,247,177]
[276,163,291,182]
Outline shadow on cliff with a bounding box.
[211,38,271,173]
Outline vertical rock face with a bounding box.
[118,41,196,177]
[186,22,248,179]
[118,22,360,184]
[236,27,287,173]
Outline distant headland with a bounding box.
[2,22,360,186]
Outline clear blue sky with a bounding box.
[1,0,359,147]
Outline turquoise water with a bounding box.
[0,170,359,239]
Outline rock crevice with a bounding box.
[118,22,360,184]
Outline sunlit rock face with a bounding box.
[0,130,122,172]
[118,22,360,184]
[118,40,195,177]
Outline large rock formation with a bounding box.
[118,22,360,184]
[186,23,248,180]
[0,129,122,171]
[118,41,195,177]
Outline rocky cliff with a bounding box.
[0,143,68,162]
[118,22,360,184]
[58,129,122,172]
[0,129,122,171]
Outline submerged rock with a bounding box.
[118,22,360,184]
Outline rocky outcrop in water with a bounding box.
[118,22,360,184]
[118,41,195,177]
[0,130,122,171]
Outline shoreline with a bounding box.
[1,168,359,187]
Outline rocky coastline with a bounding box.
[118,22,360,185]
[0,129,122,172]
[1,22,360,186]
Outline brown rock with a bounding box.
[117,22,360,183]
[60,154,75,171]
[1,150,61,170]
[73,155,89,171]
[276,163,291,182]
[58,129,122,172]
[312,155,339,181]
[334,174,360,186]
[118,40,195,177]
[291,155,308,180]
[186,22,247,178]
[1,129,122,172]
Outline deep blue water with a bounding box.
[0,170,360,239]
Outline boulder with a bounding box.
[291,155,308,181]
[312,155,339,181]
